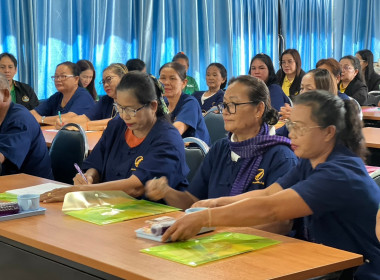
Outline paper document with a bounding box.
[6,183,69,195]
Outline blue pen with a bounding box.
[74,163,88,184]
[58,111,62,123]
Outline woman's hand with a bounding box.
[54,117,65,129]
[145,177,170,201]
[162,210,207,242]
[376,209,380,242]
[192,198,218,208]
[73,173,93,185]
[279,103,292,120]
[40,186,76,203]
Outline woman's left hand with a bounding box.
[161,210,207,242]
[40,186,76,203]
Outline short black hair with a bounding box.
[126,59,146,71]
[0,53,17,68]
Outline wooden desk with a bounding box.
[362,106,380,121]
[0,174,363,280]
[41,126,103,152]
[363,127,380,148]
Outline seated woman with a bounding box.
[0,52,39,110]
[356,49,380,92]
[338,55,368,105]
[172,52,199,95]
[193,63,226,113]
[159,62,210,145]
[250,53,289,111]
[41,72,189,202]
[146,76,297,232]
[316,58,350,100]
[277,68,339,137]
[56,63,128,130]
[276,49,305,100]
[162,90,380,280]
[77,59,97,100]
[31,62,95,125]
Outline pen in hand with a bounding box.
[74,163,88,184]
[58,111,62,124]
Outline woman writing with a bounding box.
[276,49,305,100]
[159,62,210,145]
[250,53,289,111]
[31,61,95,125]
[162,90,380,280]
[193,63,226,113]
[146,76,297,233]
[56,63,128,130]
[41,72,189,202]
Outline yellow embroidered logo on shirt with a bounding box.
[135,156,144,168]
[252,169,265,185]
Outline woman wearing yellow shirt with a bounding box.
[276,49,305,100]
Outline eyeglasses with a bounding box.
[114,102,148,117]
[51,75,75,81]
[281,60,295,66]
[217,101,257,114]
[285,120,321,136]
[100,76,116,85]
[340,65,354,72]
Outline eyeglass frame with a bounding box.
[340,65,355,72]
[285,119,322,136]
[113,102,149,117]
[51,75,75,81]
[100,76,117,85]
[216,101,258,114]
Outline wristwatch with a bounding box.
[41,116,46,124]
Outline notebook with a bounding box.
[6,183,69,196]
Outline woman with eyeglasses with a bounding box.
[76,59,97,100]
[356,50,380,92]
[41,72,189,202]
[250,53,290,111]
[55,63,127,130]
[145,75,297,234]
[161,90,380,280]
[159,62,210,145]
[338,55,368,105]
[276,49,305,100]
[31,61,95,125]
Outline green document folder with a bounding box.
[141,232,280,266]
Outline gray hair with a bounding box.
[0,73,10,92]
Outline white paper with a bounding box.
[6,183,70,195]
[44,129,59,132]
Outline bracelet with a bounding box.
[41,116,46,124]
[208,208,212,228]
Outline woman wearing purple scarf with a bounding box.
[146,75,297,233]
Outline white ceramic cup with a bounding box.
[17,194,40,211]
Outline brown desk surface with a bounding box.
[363,127,380,149]
[362,106,380,121]
[41,126,103,152]
[0,174,363,280]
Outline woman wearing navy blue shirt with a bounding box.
[41,72,188,202]
[159,62,210,145]
[31,61,95,125]
[193,63,226,113]
[55,63,128,131]
[146,76,297,233]
[163,90,380,280]
[250,53,290,111]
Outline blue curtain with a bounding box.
[1,0,379,99]
[1,0,279,99]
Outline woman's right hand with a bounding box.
[54,117,65,129]
[279,103,292,120]
[145,177,170,201]
[73,173,93,185]
[191,198,218,208]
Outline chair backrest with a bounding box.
[348,97,363,120]
[370,169,380,188]
[204,111,228,145]
[368,91,380,96]
[183,137,209,183]
[49,123,88,184]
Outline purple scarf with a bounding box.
[229,123,291,196]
